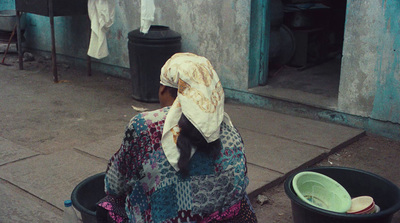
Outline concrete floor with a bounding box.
[0,51,365,222]
[250,58,341,110]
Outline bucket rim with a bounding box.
[71,172,105,215]
[284,166,400,220]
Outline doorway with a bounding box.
[249,0,347,109]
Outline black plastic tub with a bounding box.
[284,166,400,223]
[71,172,106,223]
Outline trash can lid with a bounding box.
[128,25,181,42]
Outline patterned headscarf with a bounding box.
[160,52,225,171]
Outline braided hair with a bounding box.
[176,114,221,176]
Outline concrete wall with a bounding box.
[3,0,251,91]
[339,1,400,127]
[0,0,14,9]
[4,1,399,138]
[157,1,251,91]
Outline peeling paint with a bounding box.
[117,29,123,40]
[0,0,14,9]
[2,0,399,138]
[338,0,400,137]
[371,0,400,124]
[155,0,250,91]
[2,0,250,91]
[318,111,348,125]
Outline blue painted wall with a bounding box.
[2,0,399,139]
[1,1,251,86]
[0,0,14,9]
[248,0,270,88]
[339,0,400,138]
[371,0,400,124]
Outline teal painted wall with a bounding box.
[248,0,270,88]
[5,0,251,88]
[24,15,90,60]
[0,0,14,9]
[2,0,399,139]
[339,0,400,138]
[370,0,400,124]
[16,3,137,78]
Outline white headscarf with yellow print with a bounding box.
[160,52,228,171]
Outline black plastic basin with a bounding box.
[71,172,106,223]
[285,166,400,223]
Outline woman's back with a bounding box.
[105,107,250,222]
[101,53,256,223]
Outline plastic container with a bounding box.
[71,173,106,223]
[128,25,181,102]
[292,171,351,213]
[284,166,400,223]
[63,200,79,223]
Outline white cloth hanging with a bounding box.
[87,0,116,59]
[140,0,155,34]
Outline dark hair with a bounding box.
[176,115,221,176]
[167,86,178,99]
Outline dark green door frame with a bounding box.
[249,0,270,88]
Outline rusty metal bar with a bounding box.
[49,0,58,83]
[87,15,92,76]
[1,24,17,65]
[87,55,91,76]
[16,10,23,70]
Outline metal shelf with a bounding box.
[15,0,91,82]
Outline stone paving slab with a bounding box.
[76,134,123,160]
[246,164,283,196]
[225,103,364,149]
[239,128,327,174]
[0,179,62,223]
[0,149,107,210]
[0,62,366,221]
[0,137,39,166]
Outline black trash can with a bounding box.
[71,172,106,223]
[128,25,181,102]
[284,166,400,223]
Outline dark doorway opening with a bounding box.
[250,0,347,109]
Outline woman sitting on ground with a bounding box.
[97,52,257,222]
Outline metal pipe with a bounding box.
[16,10,23,70]
[49,0,58,83]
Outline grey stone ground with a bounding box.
[1,50,398,222]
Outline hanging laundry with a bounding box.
[87,0,116,59]
[140,0,155,34]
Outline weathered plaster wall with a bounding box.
[0,0,14,9]
[155,0,251,91]
[5,0,251,90]
[339,0,400,126]
[19,1,140,73]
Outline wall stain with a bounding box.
[371,0,400,124]
[117,29,123,40]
